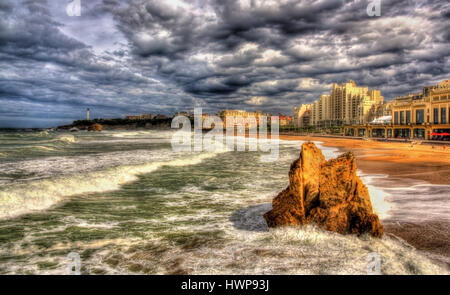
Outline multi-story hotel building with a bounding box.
[294,80,384,127]
[293,104,311,127]
[343,79,450,140]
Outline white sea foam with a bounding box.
[359,173,393,220]
[107,215,448,274]
[0,150,225,220]
[36,131,50,137]
[109,131,149,138]
[53,134,76,143]
[0,149,174,181]
[105,130,175,139]
[31,145,57,152]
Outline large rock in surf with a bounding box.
[88,123,103,132]
[263,142,383,237]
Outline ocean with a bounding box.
[0,129,448,274]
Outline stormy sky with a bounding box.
[0,0,449,127]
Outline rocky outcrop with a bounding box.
[88,123,103,132]
[263,142,383,237]
[264,142,325,227]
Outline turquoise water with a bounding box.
[0,130,447,274]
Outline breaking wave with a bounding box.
[30,145,57,152]
[0,151,225,220]
[52,134,76,143]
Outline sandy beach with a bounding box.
[279,134,450,266]
[279,135,450,185]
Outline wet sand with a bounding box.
[278,135,450,266]
[383,221,450,264]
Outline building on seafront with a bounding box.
[174,111,191,117]
[125,115,140,120]
[293,104,311,127]
[125,113,155,120]
[217,109,271,127]
[140,113,155,119]
[343,79,450,140]
[278,115,293,126]
[293,80,385,128]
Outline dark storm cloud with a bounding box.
[0,0,449,127]
[110,0,449,108]
[0,0,197,127]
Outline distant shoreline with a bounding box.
[56,117,173,131]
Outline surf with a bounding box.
[0,150,226,220]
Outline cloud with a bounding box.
[0,0,449,127]
[246,96,267,105]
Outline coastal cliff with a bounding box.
[264,142,383,237]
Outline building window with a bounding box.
[394,128,410,138]
[414,129,425,139]
[394,112,399,124]
[400,111,405,125]
[434,108,439,124]
[442,108,447,124]
[372,129,385,138]
[416,109,424,124]
[406,110,411,124]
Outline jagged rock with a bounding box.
[88,123,103,132]
[263,142,383,237]
[264,142,325,227]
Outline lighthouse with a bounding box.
[86,108,90,121]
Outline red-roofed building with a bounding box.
[279,115,293,126]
